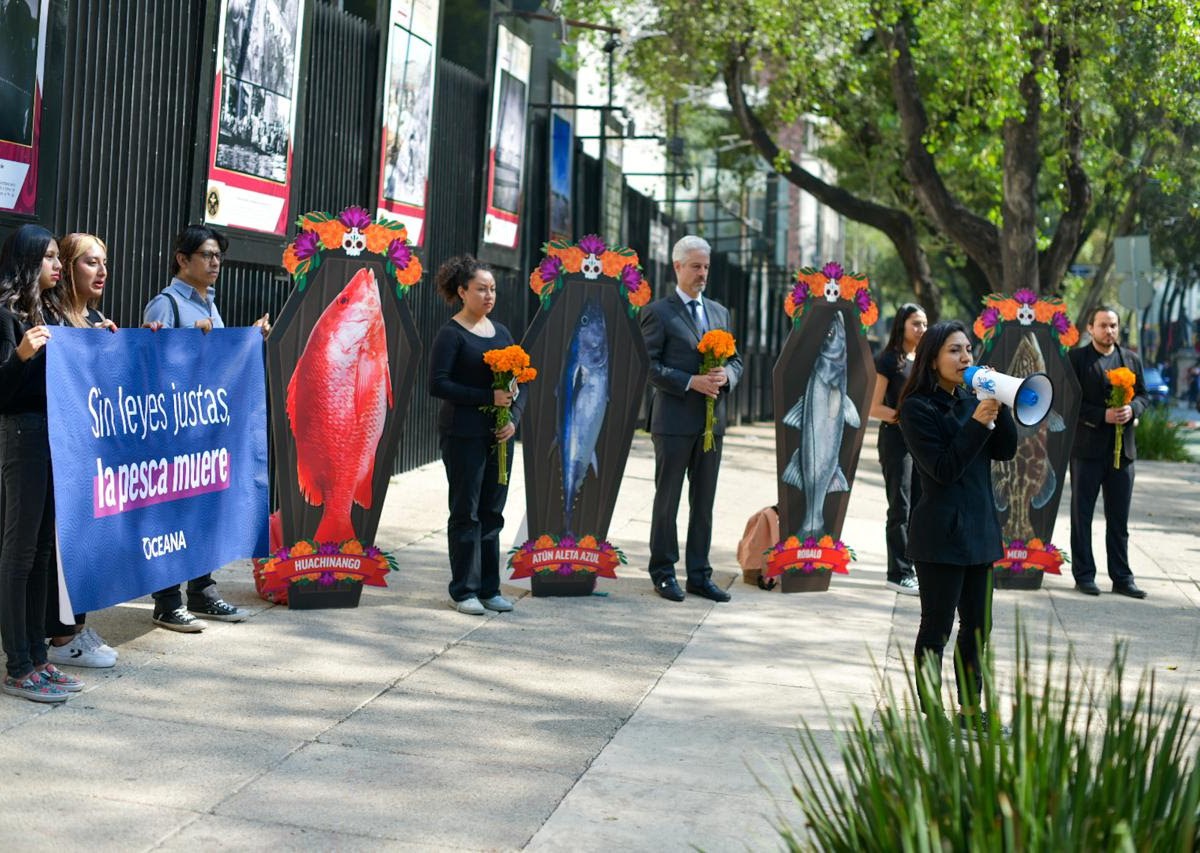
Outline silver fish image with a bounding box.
[782,311,862,539]
[992,332,1065,540]
[559,299,610,534]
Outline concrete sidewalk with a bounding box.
[1,425,1197,851]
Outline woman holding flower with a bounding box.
[429,256,524,615]
[1066,306,1150,599]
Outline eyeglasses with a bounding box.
[193,250,224,262]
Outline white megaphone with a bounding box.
[963,365,1053,428]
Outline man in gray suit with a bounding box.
[641,236,744,602]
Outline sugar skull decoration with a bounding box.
[1014,289,1037,325]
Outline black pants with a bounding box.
[913,561,992,709]
[442,433,509,602]
[0,413,54,679]
[152,575,219,616]
[1069,456,1135,585]
[878,424,916,583]
[648,433,722,585]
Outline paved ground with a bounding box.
[1,422,1198,851]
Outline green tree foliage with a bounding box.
[567,0,1199,321]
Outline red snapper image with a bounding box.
[286,267,393,542]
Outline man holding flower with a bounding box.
[1068,306,1150,599]
[640,236,743,603]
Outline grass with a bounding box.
[779,635,1200,850]
[1137,405,1194,462]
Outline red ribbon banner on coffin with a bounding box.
[763,546,852,579]
[995,545,1064,575]
[254,553,390,595]
[509,546,621,580]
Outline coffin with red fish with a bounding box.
[285,267,392,542]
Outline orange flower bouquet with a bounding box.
[481,345,538,484]
[1105,366,1137,469]
[697,330,737,452]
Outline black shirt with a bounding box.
[428,319,524,437]
[0,306,49,415]
[874,348,913,410]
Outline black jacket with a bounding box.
[899,386,1018,565]
[1067,344,1149,462]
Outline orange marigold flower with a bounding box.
[578,535,598,549]
[516,366,538,384]
[1060,326,1079,347]
[282,246,300,274]
[838,277,858,301]
[860,303,879,327]
[396,257,423,286]
[997,300,1019,321]
[974,318,989,340]
[818,535,834,548]
[314,219,347,249]
[342,540,364,555]
[600,251,627,278]
[784,536,800,548]
[364,223,397,254]
[290,541,314,557]
[535,534,556,549]
[529,269,545,295]
[1027,538,1044,550]
[630,282,652,307]
[1033,301,1057,323]
[784,294,796,317]
[698,329,737,360]
[558,246,585,272]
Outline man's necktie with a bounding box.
[688,300,705,333]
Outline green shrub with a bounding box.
[780,638,1200,850]
[1136,406,1194,462]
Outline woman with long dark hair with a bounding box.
[43,232,120,668]
[869,303,927,596]
[428,255,522,616]
[898,320,1016,732]
[0,224,84,702]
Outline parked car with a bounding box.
[1142,366,1170,405]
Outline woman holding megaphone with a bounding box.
[897,320,1017,736]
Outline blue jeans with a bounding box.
[0,413,55,679]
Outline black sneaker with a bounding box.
[152,607,207,633]
[189,599,246,622]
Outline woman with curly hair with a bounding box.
[428,255,523,615]
[0,224,83,702]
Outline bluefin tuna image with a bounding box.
[782,311,862,539]
[992,332,1065,540]
[559,298,609,534]
[286,267,393,543]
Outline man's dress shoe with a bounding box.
[1075,581,1101,596]
[655,578,685,602]
[686,580,731,602]
[1113,582,1147,599]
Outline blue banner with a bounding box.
[47,328,269,615]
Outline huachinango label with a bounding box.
[254,539,394,603]
[764,534,854,579]
[508,533,624,579]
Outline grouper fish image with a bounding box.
[782,311,861,539]
[286,267,393,543]
[559,298,609,534]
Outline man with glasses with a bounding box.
[142,225,269,631]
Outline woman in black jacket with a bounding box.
[428,256,523,616]
[898,320,1017,728]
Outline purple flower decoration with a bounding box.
[1051,311,1071,334]
[980,307,1001,329]
[822,262,844,280]
[274,548,290,561]
[556,564,575,575]
[388,237,412,270]
[801,562,816,573]
[1010,562,1025,573]
[620,264,642,293]
[833,540,845,551]
[318,542,340,555]
[1010,539,1026,549]
[338,206,372,229]
[522,540,536,554]
[538,255,563,283]
[578,234,606,255]
[855,289,872,312]
[559,535,576,548]
[294,230,320,261]
[364,546,381,559]
[318,571,336,587]
[1013,288,1038,305]
[791,282,810,305]
[802,536,818,548]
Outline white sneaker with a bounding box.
[80,627,118,659]
[47,633,117,668]
[450,596,485,615]
[887,577,921,596]
[480,594,514,612]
